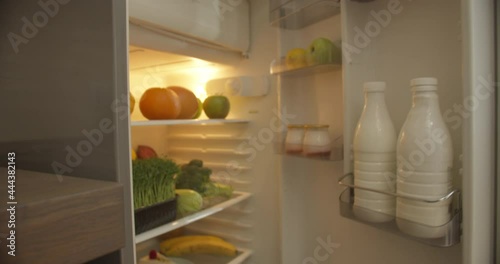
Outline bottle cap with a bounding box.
[363,81,386,92]
[410,77,438,91]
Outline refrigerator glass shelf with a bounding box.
[167,134,251,141]
[174,247,253,264]
[270,57,341,76]
[131,119,250,127]
[175,159,252,171]
[137,247,252,264]
[135,191,252,244]
[338,174,462,247]
[270,0,341,29]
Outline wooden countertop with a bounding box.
[0,168,125,264]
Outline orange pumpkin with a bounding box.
[129,93,135,114]
[167,86,199,119]
[139,87,181,120]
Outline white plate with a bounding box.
[170,258,194,264]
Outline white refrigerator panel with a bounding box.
[278,0,463,261]
[129,0,250,54]
[461,0,495,263]
[311,0,465,263]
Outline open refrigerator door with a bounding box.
[276,0,494,263]
[129,0,496,263]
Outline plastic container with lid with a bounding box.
[285,124,305,154]
[302,125,331,157]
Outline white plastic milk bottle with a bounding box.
[353,82,397,221]
[396,77,453,174]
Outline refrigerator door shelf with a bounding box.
[275,134,344,161]
[339,173,460,204]
[275,141,343,161]
[270,0,341,29]
[270,56,341,76]
[338,174,461,247]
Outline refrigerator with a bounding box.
[0,0,496,263]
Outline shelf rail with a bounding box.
[338,172,462,247]
[338,173,461,205]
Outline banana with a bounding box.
[164,239,237,257]
[160,235,223,253]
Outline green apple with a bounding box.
[192,98,203,119]
[306,37,341,65]
[203,95,230,119]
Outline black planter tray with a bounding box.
[134,196,177,235]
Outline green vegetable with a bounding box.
[175,159,234,199]
[203,182,234,198]
[175,189,203,217]
[132,157,179,209]
[175,159,212,194]
[188,159,203,168]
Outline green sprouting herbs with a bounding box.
[132,157,179,210]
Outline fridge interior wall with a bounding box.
[279,0,463,263]
[129,1,282,262]
[277,13,345,264]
